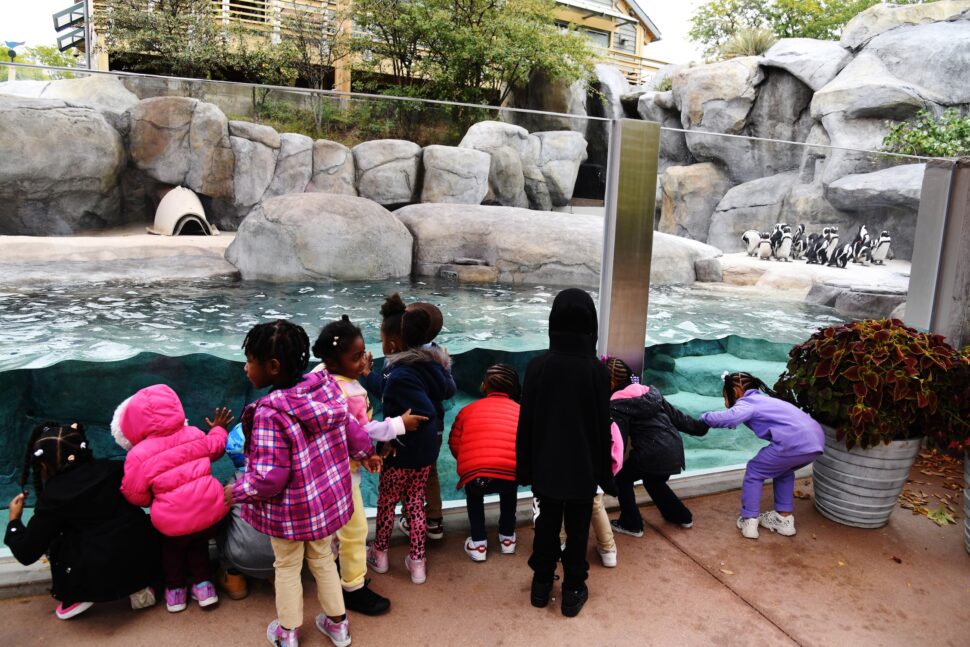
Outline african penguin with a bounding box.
[828,243,852,268]
[769,223,787,252]
[774,232,793,262]
[850,224,870,262]
[824,226,840,260]
[870,231,891,265]
[757,235,773,260]
[741,229,762,256]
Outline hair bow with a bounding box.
[721,371,731,380]
[33,449,44,457]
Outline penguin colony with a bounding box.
[741,223,892,267]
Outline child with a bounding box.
[5,422,160,620]
[311,314,426,615]
[366,294,456,585]
[228,320,376,647]
[516,288,615,618]
[449,364,521,562]
[701,371,824,540]
[604,358,709,538]
[112,385,232,612]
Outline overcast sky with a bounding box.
[2,0,703,62]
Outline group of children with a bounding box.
[4,287,825,645]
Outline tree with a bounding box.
[24,45,78,79]
[688,0,770,58]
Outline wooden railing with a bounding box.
[601,48,667,86]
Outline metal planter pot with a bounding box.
[812,424,921,528]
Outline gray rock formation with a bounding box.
[637,91,689,167]
[505,69,589,136]
[674,57,763,135]
[230,135,278,208]
[586,64,631,167]
[420,145,491,204]
[826,164,925,211]
[0,96,125,235]
[353,139,422,205]
[694,258,724,282]
[225,193,412,281]
[307,140,356,195]
[264,133,313,199]
[841,0,970,50]
[811,53,928,121]
[708,172,798,252]
[228,120,281,149]
[127,97,235,201]
[0,75,139,125]
[459,121,536,208]
[761,38,852,91]
[534,131,588,206]
[659,163,734,243]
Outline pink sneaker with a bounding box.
[267,620,299,647]
[191,581,219,607]
[54,601,93,620]
[404,555,426,584]
[315,614,351,647]
[165,587,187,613]
[366,544,388,574]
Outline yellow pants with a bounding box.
[560,493,616,553]
[335,472,368,591]
[270,535,344,630]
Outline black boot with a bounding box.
[561,584,588,617]
[343,582,390,616]
[530,574,557,608]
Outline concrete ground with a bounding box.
[1,456,966,647]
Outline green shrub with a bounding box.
[718,28,777,59]
[654,76,673,92]
[882,108,970,158]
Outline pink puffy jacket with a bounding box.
[112,384,229,537]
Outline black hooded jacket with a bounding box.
[610,386,709,476]
[516,289,615,500]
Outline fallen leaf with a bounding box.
[837,560,846,567]
[719,568,734,575]
[811,533,817,540]
[927,506,955,527]
[793,489,811,500]
[890,556,902,564]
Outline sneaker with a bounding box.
[499,533,517,554]
[55,601,93,620]
[219,570,249,600]
[366,545,389,574]
[266,620,299,647]
[396,515,411,537]
[561,584,589,617]
[315,614,351,647]
[404,555,427,584]
[597,548,617,568]
[129,586,156,610]
[165,587,187,613]
[191,581,219,608]
[737,516,760,540]
[426,518,444,540]
[464,537,487,562]
[609,519,644,538]
[343,582,390,616]
[530,574,557,608]
[680,521,694,529]
[758,510,796,536]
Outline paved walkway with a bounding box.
[1,462,966,646]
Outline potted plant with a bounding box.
[774,319,964,529]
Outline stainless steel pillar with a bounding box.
[598,119,661,375]
[905,157,970,348]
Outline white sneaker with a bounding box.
[499,533,517,554]
[680,521,693,529]
[464,537,487,562]
[597,548,617,568]
[758,510,796,536]
[737,516,759,540]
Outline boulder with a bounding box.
[230,136,278,208]
[834,289,908,320]
[128,97,235,201]
[761,38,852,91]
[707,172,798,252]
[818,113,894,184]
[394,203,720,286]
[505,69,588,135]
[587,64,632,166]
[524,164,553,212]
[744,68,815,177]
[674,57,763,134]
[228,120,281,149]
[225,193,412,281]
[533,131,588,206]
[0,75,139,124]
[307,140,356,195]
[694,258,723,282]
[826,164,925,212]
[841,0,970,50]
[0,96,125,235]
[659,163,734,243]
[811,53,928,121]
[420,145,491,204]
[352,139,422,205]
[648,64,688,92]
[459,121,535,208]
[638,92,689,166]
[264,133,313,199]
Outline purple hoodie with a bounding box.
[701,390,824,456]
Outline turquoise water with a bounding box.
[0,278,845,508]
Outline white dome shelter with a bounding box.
[148,186,219,236]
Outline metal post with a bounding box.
[905,157,970,348]
[598,118,661,375]
[83,0,92,70]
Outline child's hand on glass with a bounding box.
[206,407,235,430]
[362,351,374,377]
[223,484,235,508]
[401,408,428,432]
[361,455,383,473]
[8,493,25,521]
[379,444,397,460]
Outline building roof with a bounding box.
[557,0,662,41]
[624,1,662,41]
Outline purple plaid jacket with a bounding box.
[231,371,374,541]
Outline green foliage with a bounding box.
[719,27,777,59]
[24,46,78,79]
[654,76,673,92]
[689,0,930,58]
[882,109,970,158]
[774,319,966,450]
[351,0,596,105]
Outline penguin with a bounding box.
[769,223,787,252]
[870,231,891,265]
[774,232,793,262]
[824,226,840,261]
[849,224,870,262]
[854,240,873,265]
[803,231,819,264]
[791,224,806,256]
[807,230,829,265]
[741,229,761,256]
[757,235,773,261]
[828,242,852,268]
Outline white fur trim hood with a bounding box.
[111,395,133,451]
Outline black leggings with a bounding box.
[464,477,518,542]
[615,466,692,531]
[529,493,593,589]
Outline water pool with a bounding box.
[0,278,846,508]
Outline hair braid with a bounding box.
[722,371,777,407]
[242,319,310,387]
[483,364,521,401]
[313,315,363,366]
[605,357,634,391]
[21,422,92,495]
